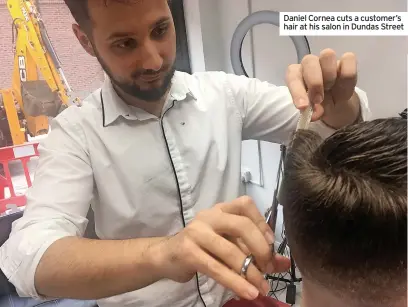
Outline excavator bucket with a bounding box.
[21,80,62,118]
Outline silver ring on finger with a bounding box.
[240,254,254,279]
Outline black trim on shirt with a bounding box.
[100,90,107,128]
[160,101,208,307]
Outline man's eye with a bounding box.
[152,24,168,38]
[115,39,137,49]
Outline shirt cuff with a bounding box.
[1,231,70,300]
[354,86,372,121]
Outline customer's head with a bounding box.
[280,118,407,307]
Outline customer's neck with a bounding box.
[301,279,407,307]
[301,279,353,307]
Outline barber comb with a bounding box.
[296,104,314,131]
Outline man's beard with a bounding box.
[96,53,176,102]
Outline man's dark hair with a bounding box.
[63,0,171,30]
[280,118,407,305]
[63,0,91,28]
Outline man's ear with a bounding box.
[72,24,96,57]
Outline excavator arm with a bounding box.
[0,0,80,147]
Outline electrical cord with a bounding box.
[261,148,301,305]
[266,219,302,305]
[267,237,292,300]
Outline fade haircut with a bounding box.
[281,118,407,305]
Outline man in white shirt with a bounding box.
[0,0,370,307]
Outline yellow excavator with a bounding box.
[0,0,80,147]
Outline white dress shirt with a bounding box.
[0,71,370,307]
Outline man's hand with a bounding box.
[286,48,361,129]
[157,196,291,301]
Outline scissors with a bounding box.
[240,105,314,278]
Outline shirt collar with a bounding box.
[100,71,196,127]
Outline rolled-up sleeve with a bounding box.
[224,74,371,143]
[0,107,94,298]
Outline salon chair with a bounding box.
[0,209,98,307]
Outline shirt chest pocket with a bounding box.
[91,155,182,238]
[91,135,177,196]
[91,121,172,183]
[89,124,183,237]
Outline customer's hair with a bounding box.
[281,118,407,305]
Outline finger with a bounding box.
[212,212,273,271]
[266,254,292,273]
[311,103,325,122]
[331,52,358,102]
[233,237,250,255]
[218,196,268,230]
[301,54,324,105]
[192,246,261,300]
[217,196,275,247]
[192,228,270,297]
[285,64,309,109]
[230,238,267,273]
[319,48,337,90]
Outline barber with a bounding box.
[0,0,369,306]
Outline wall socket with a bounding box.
[241,168,252,183]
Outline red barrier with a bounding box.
[0,142,39,214]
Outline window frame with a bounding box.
[170,0,192,74]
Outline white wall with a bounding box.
[186,0,407,241]
[183,0,206,72]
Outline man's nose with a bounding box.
[140,41,163,72]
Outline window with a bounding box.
[170,0,192,74]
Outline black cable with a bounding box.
[267,226,302,303]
